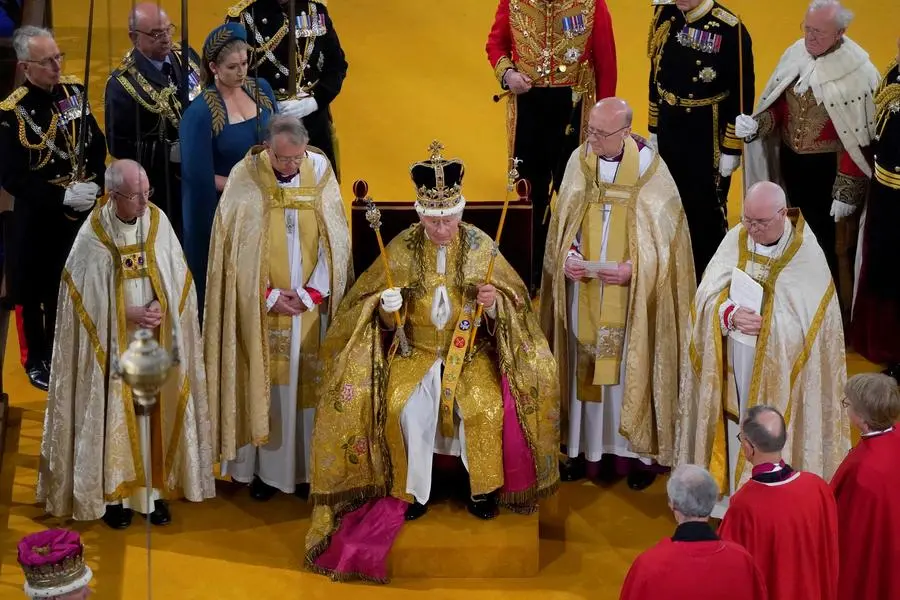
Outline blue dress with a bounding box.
[180,78,277,307]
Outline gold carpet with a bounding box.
[1,0,895,597]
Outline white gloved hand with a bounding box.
[734,114,758,139]
[380,287,403,313]
[169,141,181,163]
[649,133,658,150]
[718,154,740,178]
[278,97,319,119]
[64,182,99,212]
[829,199,857,222]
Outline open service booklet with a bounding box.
[729,267,763,348]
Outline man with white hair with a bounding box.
[104,3,202,237]
[736,0,880,316]
[541,98,696,490]
[304,141,559,582]
[677,181,848,517]
[620,464,767,599]
[38,159,215,529]
[0,26,107,391]
[719,405,839,600]
[204,114,352,502]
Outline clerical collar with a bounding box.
[759,236,782,248]
[672,521,718,543]
[273,168,298,184]
[116,214,138,226]
[862,426,894,438]
[599,147,624,163]
[751,460,795,483]
[685,0,714,23]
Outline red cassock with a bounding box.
[831,428,900,600]
[620,536,767,600]
[485,0,617,101]
[719,472,839,600]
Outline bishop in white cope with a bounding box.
[541,98,696,491]
[677,181,849,518]
[38,159,215,529]
[204,115,352,502]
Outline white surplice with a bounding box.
[108,213,161,515]
[565,146,653,464]
[221,153,331,492]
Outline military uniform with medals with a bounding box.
[0,75,106,381]
[104,44,202,237]
[227,0,347,180]
[648,0,754,278]
[486,0,617,291]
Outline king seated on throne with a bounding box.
[304,141,560,583]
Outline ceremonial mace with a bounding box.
[466,158,530,356]
[353,180,411,358]
[492,65,567,102]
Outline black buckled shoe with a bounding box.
[627,470,657,491]
[249,476,278,501]
[405,501,428,521]
[559,456,585,482]
[102,504,133,530]
[26,366,49,391]
[149,500,171,526]
[467,494,498,520]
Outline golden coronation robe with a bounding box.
[37,200,215,521]
[306,222,560,581]
[541,137,696,466]
[204,146,352,477]
[677,211,848,515]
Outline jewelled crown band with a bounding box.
[410,140,466,217]
[18,529,93,598]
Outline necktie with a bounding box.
[162,62,175,87]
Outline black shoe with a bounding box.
[467,494,498,520]
[559,457,585,482]
[594,457,621,484]
[294,483,310,500]
[149,500,171,526]
[627,470,657,491]
[249,476,278,501]
[102,504,133,530]
[405,501,428,521]
[26,366,49,391]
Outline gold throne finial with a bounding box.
[427,140,445,161]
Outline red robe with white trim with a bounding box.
[719,471,839,600]
[620,523,768,600]
[831,427,900,600]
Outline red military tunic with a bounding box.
[620,522,767,600]
[831,427,900,600]
[719,467,839,600]
[486,0,617,103]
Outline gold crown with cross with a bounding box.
[409,140,466,216]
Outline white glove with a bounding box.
[718,154,740,178]
[380,287,403,313]
[169,141,181,163]
[278,96,319,119]
[830,200,857,222]
[734,114,758,139]
[64,182,99,212]
[649,133,658,150]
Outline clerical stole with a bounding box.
[575,137,639,400]
[266,157,322,409]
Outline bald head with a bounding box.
[591,97,633,129]
[129,3,173,60]
[746,181,787,212]
[742,405,787,453]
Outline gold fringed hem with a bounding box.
[307,484,387,509]
[499,479,560,514]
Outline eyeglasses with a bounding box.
[736,432,754,447]
[112,188,154,201]
[840,395,850,409]
[24,53,65,68]
[133,24,177,40]
[273,152,305,165]
[583,125,629,139]
[741,209,785,228]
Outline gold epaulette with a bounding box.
[0,86,27,111]
[110,49,135,76]
[711,6,739,27]
[227,0,255,18]
[59,74,83,85]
